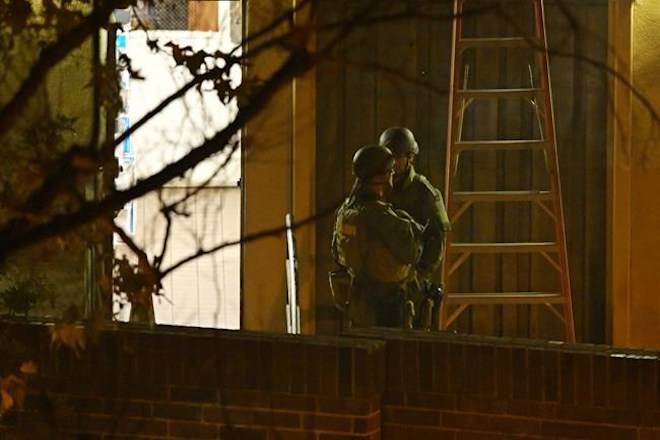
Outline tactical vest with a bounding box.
[334,202,413,284]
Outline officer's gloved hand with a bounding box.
[416,262,434,279]
[395,209,425,237]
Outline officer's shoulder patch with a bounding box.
[414,174,441,199]
[341,223,357,237]
[369,200,391,209]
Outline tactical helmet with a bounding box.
[352,144,395,180]
[378,126,419,156]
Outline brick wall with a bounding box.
[352,328,660,440]
[2,323,660,439]
[0,324,383,439]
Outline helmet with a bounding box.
[352,144,395,180]
[378,126,419,156]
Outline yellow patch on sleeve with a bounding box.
[341,223,357,236]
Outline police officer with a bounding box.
[331,144,424,328]
[378,127,451,328]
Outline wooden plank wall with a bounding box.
[315,0,608,342]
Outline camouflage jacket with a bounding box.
[389,165,450,276]
[331,191,423,284]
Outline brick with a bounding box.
[271,393,316,412]
[556,405,609,424]
[386,341,403,391]
[354,348,373,398]
[639,358,657,410]
[639,411,660,427]
[253,410,301,428]
[574,353,593,407]
[219,389,271,408]
[419,342,434,393]
[317,397,373,415]
[104,399,153,418]
[243,340,261,390]
[272,342,294,393]
[402,340,420,392]
[383,423,455,440]
[457,395,507,414]
[448,344,466,394]
[113,384,168,401]
[625,357,642,409]
[153,402,201,421]
[303,414,353,432]
[433,343,451,394]
[203,406,253,425]
[462,345,481,395]
[525,349,543,402]
[507,400,557,418]
[219,426,267,440]
[405,392,456,410]
[495,347,512,400]
[185,342,217,388]
[592,354,608,407]
[511,348,529,400]
[270,430,316,440]
[68,396,105,413]
[641,428,660,440]
[353,411,381,433]
[559,352,576,405]
[383,391,404,405]
[258,340,273,391]
[478,345,496,397]
[169,421,218,439]
[487,414,540,436]
[455,431,508,440]
[320,346,339,396]
[319,434,378,440]
[541,420,637,440]
[170,386,218,403]
[441,412,491,430]
[72,414,116,433]
[305,345,322,394]
[114,417,168,436]
[339,347,354,397]
[609,355,627,408]
[383,406,441,426]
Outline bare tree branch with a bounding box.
[0,0,115,138]
[160,198,344,278]
[0,0,380,262]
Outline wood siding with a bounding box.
[315,0,609,342]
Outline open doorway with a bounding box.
[112,1,242,329]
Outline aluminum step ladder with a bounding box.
[439,0,575,342]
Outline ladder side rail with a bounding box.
[533,0,575,342]
[440,0,464,331]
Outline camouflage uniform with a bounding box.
[331,189,423,328]
[390,165,451,277]
[379,126,450,329]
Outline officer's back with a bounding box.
[331,144,423,328]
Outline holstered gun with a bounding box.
[328,268,352,313]
[419,280,443,330]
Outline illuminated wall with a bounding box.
[610,0,660,349]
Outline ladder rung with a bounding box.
[454,140,546,151]
[457,88,540,99]
[458,37,533,49]
[445,293,564,305]
[454,191,553,202]
[449,242,558,253]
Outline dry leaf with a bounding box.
[20,361,38,376]
[50,323,86,356]
[0,388,13,416]
[2,375,26,410]
[0,374,27,417]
